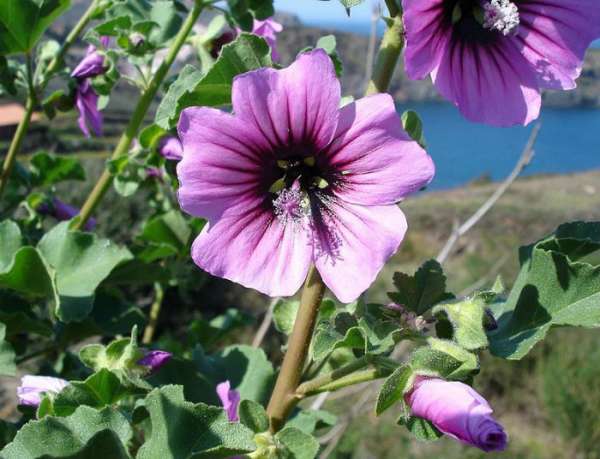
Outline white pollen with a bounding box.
[273,187,310,224]
[483,0,520,35]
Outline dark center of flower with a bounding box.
[444,0,520,43]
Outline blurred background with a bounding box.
[1,1,600,458]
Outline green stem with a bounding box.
[266,266,326,433]
[142,283,164,344]
[365,3,404,96]
[301,368,387,395]
[296,355,372,396]
[74,1,205,229]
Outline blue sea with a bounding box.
[397,104,600,190]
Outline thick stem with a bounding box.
[365,6,404,96]
[74,1,204,229]
[266,266,326,432]
[142,283,164,344]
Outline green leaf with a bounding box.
[136,385,256,459]
[400,416,443,442]
[433,293,490,350]
[37,223,132,322]
[489,221,600,359]
[52,369,131,417]
[286,410,337,436]
[275,427,319,459]
[0,323,16,376]
[155,34,272,129]
[0,406,133,458]
[188,308,254,349]
[29,152,86,187]
[388,260,455,315]
[0,292,53,337]
[139,210,191,254]
[315,35,343,77]
[274,298,336,336]
[376,365,412,415]
[79,329,144,378]
[238,400,269,433]
[0,0,71,55]
[139,124,167,149]
[401,110,426,148]
[410,338,479,381]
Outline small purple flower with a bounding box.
[402,0,600,126]
[176,50,434,302]
[158,135,183,161]
[146,167,164,181]
[251,18,283,61]
[71,37,109,137]
[137,350,172,373]
[405,377,508,452]
[17,375,69,407]
[216,380,240,422]
[39,198,96,231]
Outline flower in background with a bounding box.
[71,37,109,137]
[177,50,434,302]
[38,198,96,231]
[251,19,283,61]
[402,0,600,126]
[137,350,172,373]
[158,135,183,161]
[209,30,237,59]
[17,375,69,407]
[405,377,508,452]
[216,380,240,422]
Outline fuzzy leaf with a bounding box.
[376,365,412,416]
[433,294,490,350]
[286,409,337,436]
[489,221,600,359]
[410,338,479,381]
[155,34,272,129]
[0,0,71,55]
[400,416,443,442]
[275,427,319,459]
[0,406,132,458]
[389,260,455,315]
[136,385,256,459]
[238,400,269,433]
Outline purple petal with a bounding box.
[177,107,269,223]
[216,380,241,422]
[433,40,541,126]
[17,375,69,407]
[406,377,507,452]
[75,80,103,137]
[43,198,96,231]
[323,93,434,206]
[252,18,283,61]
[314,203,407,303]
[515,0,600,90]
[158,135,183,161]
[231,49,340,152]
[138,350,172,373]
[402,0,448,80]
[71,52,106,79]
[190,196,312,298]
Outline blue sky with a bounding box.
[274,0,377,25]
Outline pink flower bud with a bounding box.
[137,350,172,373]
[158,136,183,161]
[17,375,69,407]
[405,377,507,452]
[216,380,240,422]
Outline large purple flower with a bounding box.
[406,377,508,452]
[403,0,600,126]
[177,50,434,303]
[71,38,109,137]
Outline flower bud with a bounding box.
[17,375,69,407]
[158,135,183,161]
[216,380,240,422]
[38,198,96,231]
[405,377,507,452]
[137,350,172,373]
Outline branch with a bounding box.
[435,123,541,264]
[252,297,278,348]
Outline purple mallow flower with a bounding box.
[71,37,109,137]
[176,50,434,303]
[252,18,283,61]
[137,350,172,373]
[38,198,96,231]
[158,135,183,161]
[17,375,69,407]
[402,0,600,126]
[216,380,240,422]
[406,377,508,452]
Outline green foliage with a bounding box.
[0,0,71,55]
[155,34,273,129]
[29,152,86,187]
[0,322,16,376]
[286,409,337,436]
[275,427,320,459]
[239,399,269,433]
[0,406,133,458]
[299,35,344,77]
[410,338,479,381]
[136,385,256,458]
[400,417,443,442]
[489,221,600,359]
[376,365,412,416]
[226,0,274,30]
[402,110,426,148]
[138,210,192,260]
[388,260,455,315]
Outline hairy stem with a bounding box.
[266,266,326,432]
[0,1,100,199]
[142,283,164,344]
[296,356,372,396]
[74,1,204,229]
[365,3,404,96]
